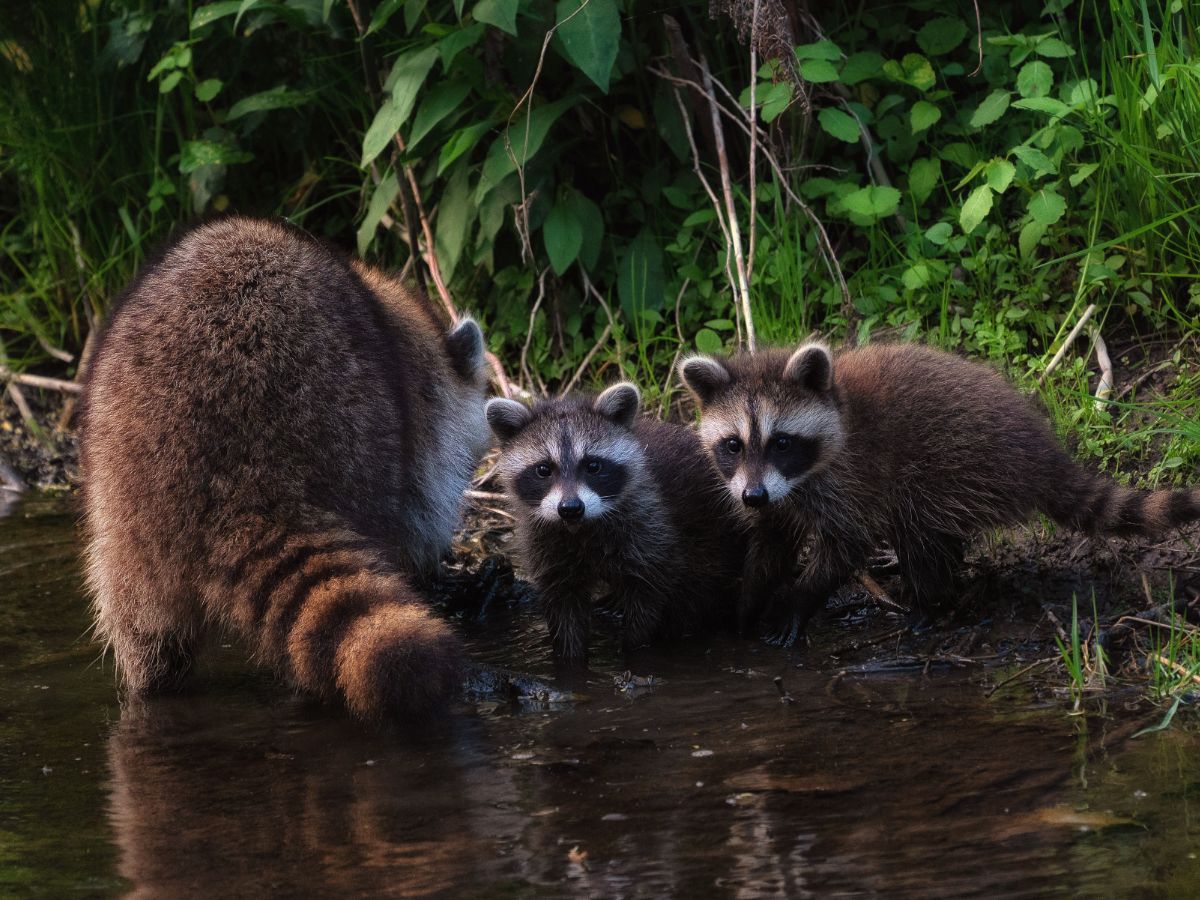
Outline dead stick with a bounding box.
[0,366,82,395]
[858,571,907,613]
[1089,324,1114,411]
[746,0,760,284]
[1148,653,1200,685]
[986,657,1053,697]
[59,325,98,429]
[1040,303,1097,384]
[701,56,756,353]
[559,323,612,398]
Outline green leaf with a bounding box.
[191,1,241,29]
[357,171,400,256]
[366,0,404,34]
[882,53,935,92]
[227,86,308,120]
[362,46,440,166]
[840,52,882,85]
[618,230,665,315]
[408,80,472,146]
[1034,36,1074,59]
[544,194,584,274]
[438,22,485,68]
[959,184,993,233]
[969,90,1010,128]
[841,185,901,223]
[917,16,967,55]
[1019,219,1047,257]
[759,82,793,123]
[555,0,620,92]
[1027,189,1066,225]
[902,263,931,290]
[234,0,267,29]
[694,328,723,355]
[572,192,604,271]
[473,0,517,35]
[194,78,223,102]
[435,163,473,281]
[1068,162,1099,187]
[924,221,953,245]
[477,98,575,199]
[799,59,839,83]
[909,100,941,134]
[794,40,841,61]
[1011,144,1057,176]
[818,107,859,143]
[682,209,716,227]
[178,137,252,174]
[159,70,183,94]
[909,156,941,204]
[437,120,492,175]
[1012,96,1071,118]
[1017,60,1053,98]
[984,158,1016,193]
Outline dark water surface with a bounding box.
[3,496,1200,898]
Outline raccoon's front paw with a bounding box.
[760,585,819,647]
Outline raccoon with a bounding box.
[485,384,744,661]
[680,341,1200,642]
[80,216,490,719]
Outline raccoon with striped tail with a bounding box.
[680,341,1200,644]
[81,217,490,719]
[486,384,745,661]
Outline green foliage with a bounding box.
[1,0,1199,489]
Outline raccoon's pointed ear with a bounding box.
[445,317,484,379]
[594,382,641,429]
[784,342,834,393]
[678,355,731,406]
[485,398,533,444]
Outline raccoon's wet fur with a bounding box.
[680,341,1200,641]
[80,217,490,718]
[486,384,744,661]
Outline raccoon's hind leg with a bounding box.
[89,564,204,695]
[894,531,966,618]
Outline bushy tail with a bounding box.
[207,517,462,719]
[1046,468,1200,539]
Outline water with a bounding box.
[3,495,1200,898]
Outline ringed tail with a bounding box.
[1050,470,1200,539]
[209,518,462,719]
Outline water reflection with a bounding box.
[5,496,1200,898]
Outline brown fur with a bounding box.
[80,216,489,718]
[487,388,745,660]
[682,342,1200,641]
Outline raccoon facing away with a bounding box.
[680,342,1200,642]
[81,217,490,719]
[485,384,745,661]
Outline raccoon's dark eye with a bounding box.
[772,435,792,452]
[535,463,552,478]
[724,437,743,454]
[584,459,602,475]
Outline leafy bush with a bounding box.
[2,0,1198,477]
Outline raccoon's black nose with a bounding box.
[558,497,585,521]
[742,485,769,508]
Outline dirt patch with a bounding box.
[0,391,78,492]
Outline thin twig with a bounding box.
[504,0,592,260]
[1089,325,1114,411]
[857,572,907,613]
[986,657,1053,697]
[59,325,98,429]
[1040,302,1097,384]
[701,55,755,351]
[1148,653,1200,686]
[5,382,36,424]
[0,366,82,394]
[520,271,548,392]
[746,0,760,285]
[559,322,613,398]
